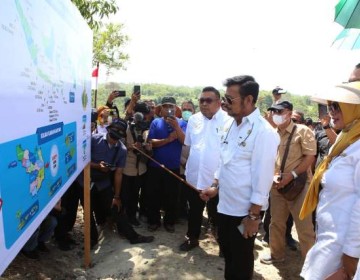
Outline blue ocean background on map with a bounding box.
[0,122,77,248]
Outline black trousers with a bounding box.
[218,213,256,280]
[121,173,146,218]
[206,194,219,227]
[147,167,180,226]
[185,186,205,240]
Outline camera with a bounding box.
[134,85,141,95]
[113,90,126,97]
[130,112,150,144]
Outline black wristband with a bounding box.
[322,124,331,130]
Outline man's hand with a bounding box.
[107,91,118,104]
[98,161,111,173]
[273,173,293,189]
[342,254,358,279]
[166,116,179,129]
[200,186,218,202]
[112,197,122,211]
[241,218,261,239]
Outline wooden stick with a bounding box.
[83,163,91,268]
[132,145,200,193]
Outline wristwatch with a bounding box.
[291,170,298,179]
[322,124,331,130]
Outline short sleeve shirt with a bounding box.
[275,122,316,174]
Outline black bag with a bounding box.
[278,172,307,201]
[277,125,307,201]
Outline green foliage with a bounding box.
[71,0,118,30]
[92,83,319,120]
[93,23,129,74]
[72,0,129,71]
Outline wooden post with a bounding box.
[83,163,91,268]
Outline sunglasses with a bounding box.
[223,95,242,105]
[327,102,341,114]
[199,97,216,104]
[291,118,301,124]
[272,109,285,114]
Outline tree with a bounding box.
[71,0,118,30]
[93,23,129,74]
[72,0,129,71]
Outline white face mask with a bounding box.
[272,114,286,126]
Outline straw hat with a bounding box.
[311,82,360,105]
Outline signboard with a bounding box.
[0,0,92,275]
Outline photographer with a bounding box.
[121,101,152,226]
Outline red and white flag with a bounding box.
[91,65,99,90]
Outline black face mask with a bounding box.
[108,131,121,141]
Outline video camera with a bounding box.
[130,112,150,144]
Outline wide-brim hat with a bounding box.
[311,82,360,105]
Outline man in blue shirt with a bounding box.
[147,97,187,233]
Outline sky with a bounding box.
[98,0,360,96]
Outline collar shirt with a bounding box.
[217,108,280,216]
[275,122,316,174]
[185,109,231,190]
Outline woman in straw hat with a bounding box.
[300,82,360,280]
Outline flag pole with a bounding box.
[93,62,99,108]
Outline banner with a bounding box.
[0,0,92,275]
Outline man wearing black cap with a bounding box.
[261,101,316,265]
[147,96,187,233]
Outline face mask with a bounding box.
[272,114,286,126]
[182,111,192,121]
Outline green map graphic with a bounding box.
[16,145,45,196]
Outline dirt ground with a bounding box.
[1,208,303,280]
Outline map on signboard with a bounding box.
[0,1,92,271]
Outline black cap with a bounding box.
[134,101,150,114]
[268,101,293,111]
[160,96,176,105]
[272,87,287,95]
[107,119,128,139]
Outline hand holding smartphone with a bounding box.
[134,85,141,95]
[113,90,126,97]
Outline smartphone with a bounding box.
[167,107,175,117]
[104,162,116,168]
[113,90,126,97]
[133,85,141,95]
[237,223,245,235]
[318,104,328,119]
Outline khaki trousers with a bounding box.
[269,184,315,259]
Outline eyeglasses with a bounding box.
[199,97,216,104]
[272,109,284,114]
[327,102,341,114]
[224,95,242,105]
[182,108,193,112]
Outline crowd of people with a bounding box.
[19,64,360,280]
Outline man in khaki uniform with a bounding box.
[261,101,316,264]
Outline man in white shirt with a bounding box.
[179,86,230,251]
[201,75,280,279]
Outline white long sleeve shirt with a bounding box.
[301,139,360,280]
[217,108,280,216]
[184,109,231,190]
